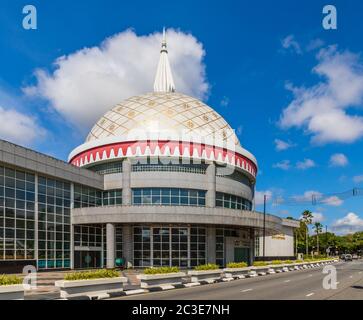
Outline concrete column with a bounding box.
[249,228,255,266]
[106,223,115,269]
[122,159,132,205]
[70,182,74,269]
[122,225,133,267]
[206,163,216,208]
[207,226,216,264]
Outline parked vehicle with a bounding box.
[340,254,346,260]
[352,254,359,260]
[344,254,353,261]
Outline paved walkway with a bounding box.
[22,269,142,299]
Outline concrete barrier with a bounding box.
[0,284,24,300]
[55,277,128,299]
[223,267,252,279]
[137,272,187,289]
[188,270,223,283]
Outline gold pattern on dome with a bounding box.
[85,92,242,148]
[165,109,174,116]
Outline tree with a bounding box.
[301,210,313,255]
[313,222,323,254]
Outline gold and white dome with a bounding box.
[68,29,258,178]
[86,92,240,147]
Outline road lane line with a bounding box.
[350,275,353,278]
[306,292,315,297]
[241,289,253,293]
[284,280,291,283]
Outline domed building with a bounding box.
[0,31,298,273]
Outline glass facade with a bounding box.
[132,188,206,206]
[133,226,206,268]
[37,175,71,269]
[132,163,207,174]
[88,162,123,175]
[216,192,252,211]
[216,228,239,267]
[0,166,35,261]
[74,225,103,248]
[73,185,122,208]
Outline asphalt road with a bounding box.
[112,260,363,300]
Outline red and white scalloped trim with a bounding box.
[69,140,257,178]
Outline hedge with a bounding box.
[64,269,120,281]
[144,267,180,275]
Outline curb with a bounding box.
[61,260,338,300]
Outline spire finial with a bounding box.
[154,28,176,93]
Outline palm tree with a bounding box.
[313,222,323,254]
[301,210,313,255]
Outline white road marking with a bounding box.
[308,274,313,277]
[350,275,353,278]
[241,288,253,293]
[336,282,340,285]
[284,280,291,283]
[359,272,362,274]
[306,292,315,297]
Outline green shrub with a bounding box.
[226,262,248,268]
[283,260,293,264]
[64,269,120,281]
[194,264,220,271]
[295,260,303,263]
[0,275,22,286]
[270,260,283,265]
[253,261,268,267]
[144,267,180,275]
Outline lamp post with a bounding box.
[263,194,266,259]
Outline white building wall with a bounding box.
[259,225,295,257]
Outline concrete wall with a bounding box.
[0,140,104,189]
[259,225,295,257]
[72,205,284,234]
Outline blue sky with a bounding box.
[1,0,363,233]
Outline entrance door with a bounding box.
[74,251,101,269]
[234,247,250,264]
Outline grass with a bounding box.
[253,261,268,267]
[194,264,220,271]
[144,267,180,275]
[0,275,23,286]
[226,262,248,268]
[64,269,120,281]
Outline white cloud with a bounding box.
[274,139,295,151]
[281,35,302,55]
[329,153,349,167]
[255,190,273,205]
[332,212,363,234]
[296,158,316,170]
[24,28,209,133]
[353,175,363,184]
[0,106,45,146]
[220,96,229,107]
[311,212,325,223]
[273,160,291,170]
[280,46,363,145]
[321,196,343,206]
[292,190,342,206]
[306,39,325,52]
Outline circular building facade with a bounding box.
[67,33,285,269]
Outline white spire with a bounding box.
[153,28,176,93]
